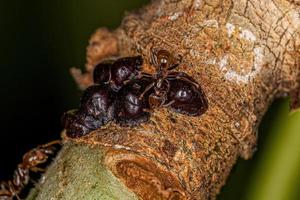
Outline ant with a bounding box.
[0,140,61,200]
[139,49,208,116]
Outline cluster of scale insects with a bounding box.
[62,49,208,138]
[0,50,208,200]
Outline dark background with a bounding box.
[0,1,299,200]
[0,0,148,179]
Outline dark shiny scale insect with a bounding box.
[63,56,143,137]
[139,49,208,116]
[0,141,61,200]
[114,77,153,126]
[167,77,208,116]
[62,84,116,138]
[93,56,143,91]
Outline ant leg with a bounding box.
[163,100,175,107]
[122,79,131,85]
[123,72,152,85]
[167,64,179,71]
[178,76,199,88]
[31,167,46,173]
[139,82,155,100]
[0,181,7,190]
[150,47,158,66]
[138,72,152,79]
[15,194,21,200]
[39,140,61,148]
[30,178,40,187]
[8,182,20,200]
[0,182,11,197]
[168,73,199,88]
[37,140,61,153]
[142,108,154,113]
[38,140,61,155]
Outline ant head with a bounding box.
[150,48,181,71]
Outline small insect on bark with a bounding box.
[0,140,61,200]
[93,56,144,91]
[139,49,208,116]
[114,77,153,126]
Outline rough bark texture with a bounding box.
[30,0,300,199]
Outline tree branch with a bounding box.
[28,0,300,199]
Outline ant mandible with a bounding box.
[0,140,61,200]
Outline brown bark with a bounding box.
[68,0,300,199]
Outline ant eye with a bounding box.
[160,58,168,64]
[115,77,152,126]
[110,56,143,91]
[167,79,208,116]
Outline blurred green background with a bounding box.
[0,1,299,200]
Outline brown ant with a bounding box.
[0,140,61,200]
[139,49,207,116]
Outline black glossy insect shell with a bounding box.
[79,84,116,121]
[93,62,112,84]
[77,112,105,130]
[115,77,152,126]
[66,121,90,138]
[110,56,143,91]
[167,79,208,116]
[62,84,116,138]
[61,111,91,138]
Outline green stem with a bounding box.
[26,143,138,200]
[246,101,300,200]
